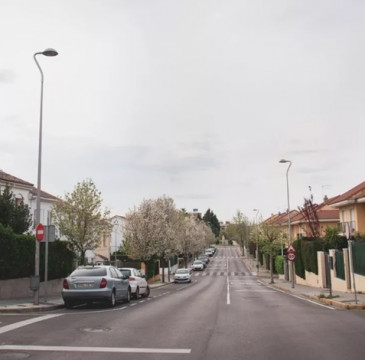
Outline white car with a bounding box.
[118,268,150,299]
[192,260,205,271]
[174,268,192,283]
[205,248,214,257]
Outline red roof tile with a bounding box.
[329,181,365,204]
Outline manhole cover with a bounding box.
[0,353,30,359]
[80,327,111,333]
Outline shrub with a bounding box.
[275,255,284,274]
[0,223,75,280]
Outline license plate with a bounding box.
[77,283,93,288]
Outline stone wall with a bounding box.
[0,278,63,299]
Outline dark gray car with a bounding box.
[62,265,131,308]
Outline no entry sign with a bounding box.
[35,223,45,242]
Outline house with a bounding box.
[290,197,340,239]
[90,214,128,265]
[263,198,340,244]
[264,210,298,246]
[329,181,365,236]
[0,169,59,234]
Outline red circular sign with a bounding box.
[36,223,45,242]
[287,252,296,262]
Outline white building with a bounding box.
[0,170,59,234]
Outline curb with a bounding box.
[0,303,64,314]
[269,283,365,311]
[310,296,365,311]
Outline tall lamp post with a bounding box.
[33,48,58,305]
[279,159,293,287]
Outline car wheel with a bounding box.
[133,287,139,300]
[108,290,116,308]
[142,286,150,298]
[125,288,131,303]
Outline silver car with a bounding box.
[62,265,131,308]
[174,268,192,283]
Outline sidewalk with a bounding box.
[244,256,365,310]
[0,280,172,314]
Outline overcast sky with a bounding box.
[1,0,364,223]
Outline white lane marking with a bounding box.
[0,345,191,354]
[0,314,62,335]
[234,289,276,292]
[226,258,230,305]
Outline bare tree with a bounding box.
[298,197,320,238]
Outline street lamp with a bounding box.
[279,158,294,288]
[33,48,58,305]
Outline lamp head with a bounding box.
[279,159,290,163]
[42,48,58,57]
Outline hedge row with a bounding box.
[0,224,75,281]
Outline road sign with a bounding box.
[35,223,45,242]
[287,244,296,253]
[287,252,296,262]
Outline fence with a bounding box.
[335,250,345,280]
[353,242,365,276]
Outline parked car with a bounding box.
[205,248,214,257]
[209,245,217,254]
[118,267,150,299]
[192,260,205,271]
[174,268,192,283]
[62,265,131,308]
[198,254,209,267]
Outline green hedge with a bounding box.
[293,238,324,279]
[275,255,284,274]
[0,223,75,280]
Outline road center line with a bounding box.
[0,345,191,354]
[226,257,230,305]
[0,314,62,335]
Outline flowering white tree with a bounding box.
[51,179,111,265]
[176,214,215,267]
[123,196,180,281]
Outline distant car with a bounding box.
[62,265,131,308]
[209,245,217,254]
[205,248,214,257]
[118,267,150,299]
[174,268,192,283]
[198,254,209,267]
[192,260,205,271]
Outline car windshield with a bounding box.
[176,269,189,274]
[71,267,107,277]
[119,269,131,277]
[194,261,202,264]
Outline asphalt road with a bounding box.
[1,246,365,360]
